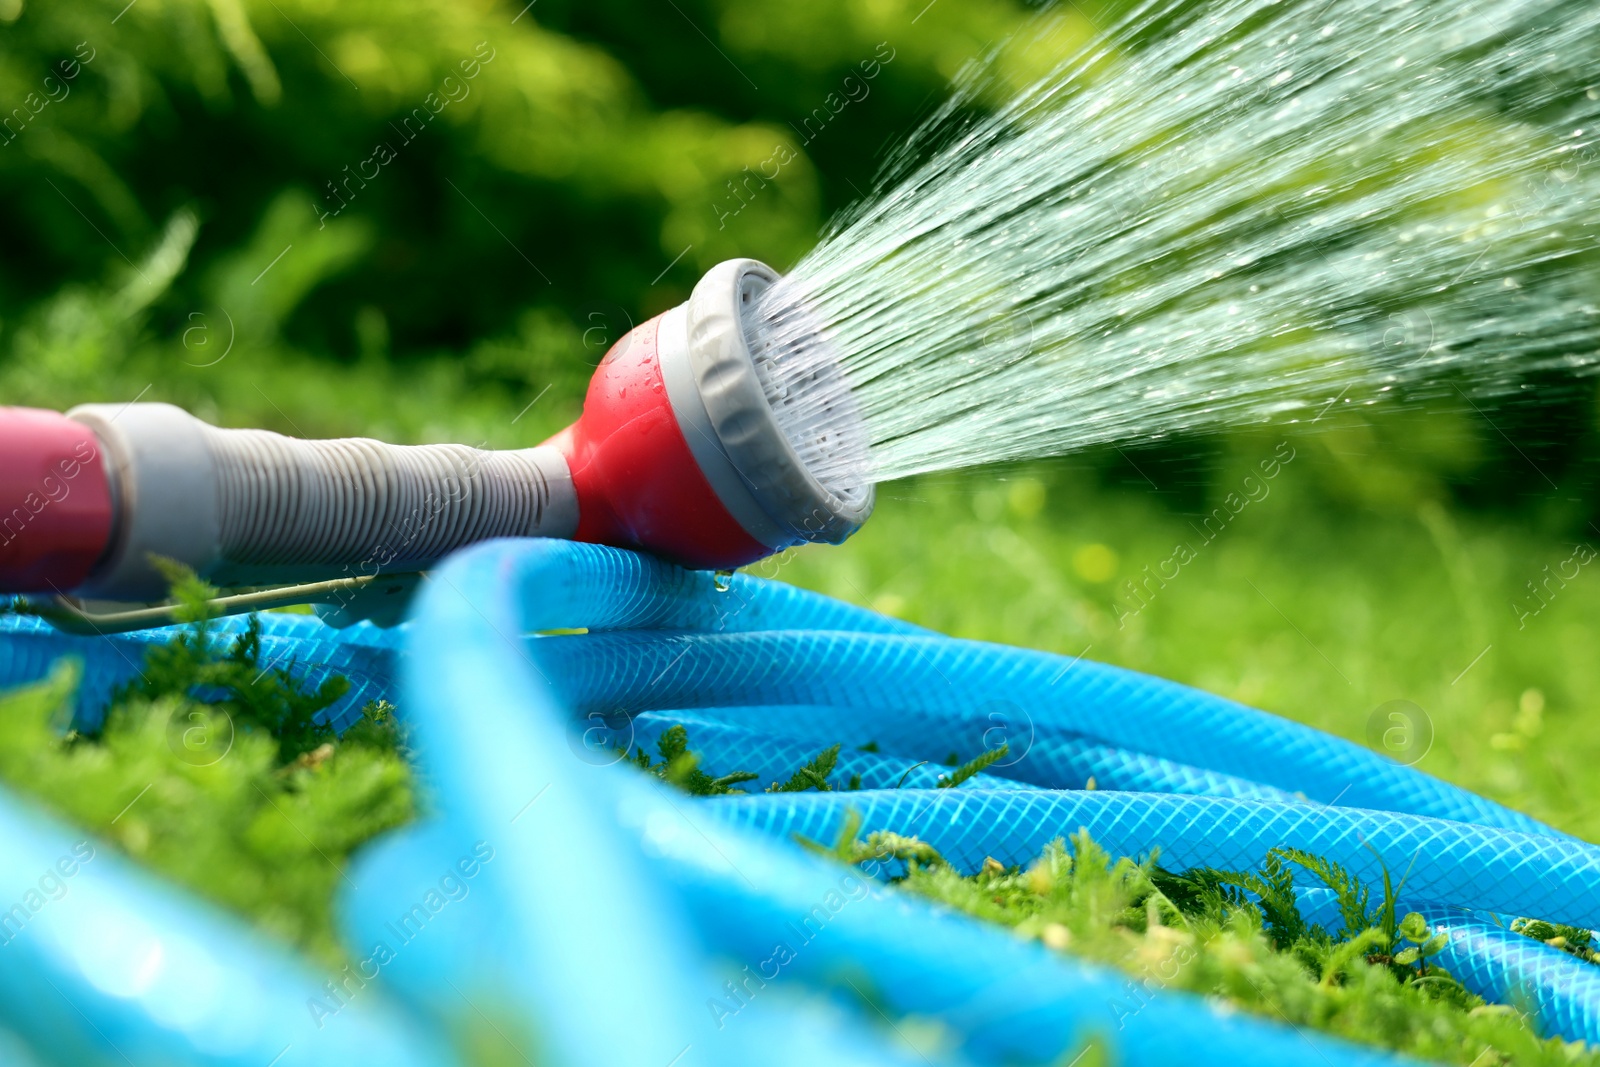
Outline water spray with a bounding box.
[0,259,870,626]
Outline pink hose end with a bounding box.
[0,407,114,593]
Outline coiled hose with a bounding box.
[0,537,1594,1065]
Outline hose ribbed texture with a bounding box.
[531,629,1557,836]
[708,790,1600,930]
[203,427,568,569]
[637,703,1304,801]
[0,536,1594,1064]
[1296,889,1600,1045]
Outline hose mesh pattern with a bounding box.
[1297,889,1600,1045]
[645,702,1303,801]
[1420,909,1600,1044]
[0,613,395,732]
[710,790,1600,930]
[535,629,1556,836]
[204,427,566,570]
[621,712,1042,791]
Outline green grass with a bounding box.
[0,575,414,966]
[623,723,764,795]
[802,817,1598,1066]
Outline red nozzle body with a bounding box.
[0,407,115,592]
[550,313,770,569]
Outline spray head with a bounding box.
[556,258,873,569]
[0,259,872,611]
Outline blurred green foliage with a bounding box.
[0,0,1059,445]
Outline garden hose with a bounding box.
[532,629,1555,835]
[0,537,1596,1065]
[623,711,1047,791]
[625,704,1309,801]
[709,791,1599,931]
[0,767,453,1066]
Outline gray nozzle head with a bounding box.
[660,258,873,549]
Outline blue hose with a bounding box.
[531,629,1557,836]
[615,711,1045,790]
[0,536,1595,1063]
[1295,889,1600,1045]
[622,703,1304,801]
[0,775,453,1067]
[706,790,1600,929]
[0,613,394,733]
[1416,911,1600,1045]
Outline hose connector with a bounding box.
[65,402,579,601]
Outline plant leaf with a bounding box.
[937,744,1009,788]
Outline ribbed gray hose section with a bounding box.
[202,427,575,572]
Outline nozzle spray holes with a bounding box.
[977,699,1034,768]
[566,709,635,768]
[164,705,235,767]
[1365,699,1434,766]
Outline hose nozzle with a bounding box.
[0,259,873,604]
[558,259,872,568]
